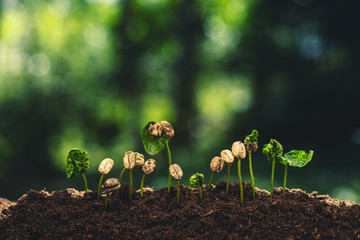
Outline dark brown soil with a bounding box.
[1,182,360,239]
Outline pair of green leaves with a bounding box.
[66,149,89,178]
[141,121,170,155]
[262,139,313,168]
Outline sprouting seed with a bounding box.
[263,139,283,198]
[244,130,259,200]
[97,158,114,199]
[221,149,234,194]
[208,156,225,190]
[123,151,136,201]
[103,178,120,210]
[135,152,145,168]
[189,173,204,202]
[169,164,183,207]
[231,141,247,204]
[141,120,175,194]
[66,148,90,193]
[140,159,157,196]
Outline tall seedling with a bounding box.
[244,130,259,199]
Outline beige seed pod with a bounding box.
[232,141,246,159]
[148,122,163,137]
[210,156,225,172]
[221,149,234,165]
[142,159,157,175]
[123,151,136,170]
[169,164,183,181]
[103,178,120,193]
[98,158,114,175]
[159,120,174,139]
[135,153,145,167]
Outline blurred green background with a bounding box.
[1,0,360,202]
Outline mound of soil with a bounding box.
[1,182,359,239]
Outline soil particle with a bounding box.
[1,182,359,239]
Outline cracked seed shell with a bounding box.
[98,158,114,175]
[169,164,183,181]
[123,151,136,170]
[142,159,157,175]
[103,178,120,192]
[210,156,225,172]
[221,149,235,165]
[232,141,247,159]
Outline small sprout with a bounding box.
[208,156,225,190]
[279,149,314,193]
[135,152,145,168]
[66,148,90,193]
[262,139,283,198]
[123,151,136,201]
[189,173,204,202]
[103,178,120,210]
[141,120,175,194]
[169,164,183,207]
[221,149,234,194]
[231,141,246,204]
[244,129,259,200]
[140,159,157,196]
[97,158,114,199]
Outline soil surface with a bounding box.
[1,182,360,239]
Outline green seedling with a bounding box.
[221,149,234,194]
[103,178,120,210]
[119,152,144,183]
[66,148,90,192]
[140,159,157,197]
[279,149,314,193]
[169,164,183,207]
[231,141,246,204]
[141,120,175,194]
[97,158,114,199]
[262,139,283,198]
[189,173,204,202]
[244,129,259,199]
[123,151,136,201]
[208,156,225,190]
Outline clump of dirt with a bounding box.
[1,182,359,239]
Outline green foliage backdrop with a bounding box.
[1,0,360,202]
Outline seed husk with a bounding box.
[232,141,246,159]
[142,159,157,175]
[210,156,225,172]
[159,120,174,139]
[148,122,163,137]
[135,153,145,167]
[169,164,183,181]
[103,178,120,192]
[98,158,114,175]
[123,151,136,170]
[221,149,235,165]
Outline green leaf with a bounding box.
[245,129,258,143]
[189,173,204,188]
[279,150,314,167]
[66,148,89,178]
[262,139,283,164]
[141,121,169,155]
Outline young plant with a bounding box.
[119,152,144,183]
[97,158,114,199]
[262,139,283,198]
[189,173,204,202]
[221,149,234,194]
[231,141,246,204]
[66,148,90,192]
[279,149,314,193]
[244,129,259,199]
[141,120,175,194]
[103,178,120,210]
[123,151,136,201]
[140,159,157,196]
[208,156,225,190]
[169,164,183,207]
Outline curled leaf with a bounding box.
[141,121,169,155]
[189,173,204,188]
[279,150,314,167]
[66,148,89,178]
[245,129,259,143]
[262,139,283,164]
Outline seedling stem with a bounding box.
[166,142,172,194]
[140,174,146,197]
[270,157,276,198]
[199,185,203,202]
[248,152,256,199]
[119,168,126,183]
[208,172,214,190]
[97,174,104,199]
[81,173,88,193]
[237,158,243,204]
[282,163,288,193]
